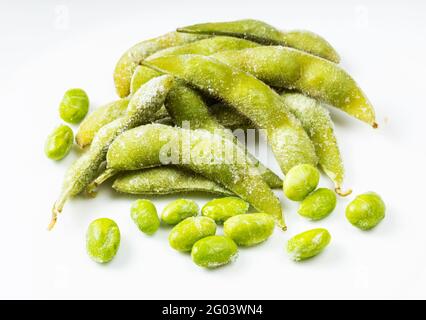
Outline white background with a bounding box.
[1,0,425,299]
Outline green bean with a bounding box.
[346,192,385,230]
[213,47,377,127]
[113,167,234,196]
[146,36,258,61]
[106,124,285,229]
[144,55,317,174]
[191,235,238,268]
[177,19,340,63]
[287,228,331,261]
[114,32,207,98]
[59,88,89,124]
[86,218,120,263]
[283,164,320,201]
[45,124,74,160]
[130,199,160,235]
[162,199,199,225]
[202,197,249,223]
[49,76,174,230]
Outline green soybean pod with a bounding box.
[202,197,249,223]
[161,199,199,225]
[86,218,120,263]
[114,32,207,98]
[130,199,160,235]
[59,88,89,124]
[287,228,331,261]
[169,216,217,252]
[346,192,386,230]
[224,213,275,246]
[177,19,340,63]
[298,188,337,221]
[213,47,377,127]
[45,124,74,160]
[191,236,238,268]
[283,164,320,201]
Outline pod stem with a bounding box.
[86,169,117,196]
[335,186,352,197]
[372,122,379,129]
[48,194,68,231]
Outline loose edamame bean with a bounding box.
[49,76,174,230]
[144,54,318,175]
[107,124,285,229]
[44,124,74,160]
[213,47,377,127]
[346,192,385,230]
[86,218,120,263]
[283,164,320,201]
[287,228,331,261]
[131,199,160,235]
[298,188,336,221]
[224,213,275,246]
[114,32,207,98]
[202,197,249,223]
[59,88,89,124]
[177,19,340,63]
[191,236,238,268]
[162,199,199,225]
[169,216,217,252]
[113,167,234,196]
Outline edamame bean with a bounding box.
[59,88,89,124]
[169,216,217,252]
[86,218,120,263]
[144,54,318,175]
[162,199,199,225]
[191,236,238,268]
[107,124,285,229]
[346,192,385,230]
[298,188,336,221]
[283,164,320,201]
[49,76,174,230]
[213,47,377,127]
[224,213,275,246]
[130,199,160,235]
[202,197,249,223]
[114,32,207,98]
[113,167,234,196]
[44,124,74,160]
[286,228,331,261]
[177,19,340,63]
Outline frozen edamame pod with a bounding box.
[144,55,317,174]
[107,124,285,229]
[177,19,340,63]
[113,167,234,196]
[114,32,207,98]
[146,36,258,61]
[280,92,350,195]
[213,47,377,127]
[49,76,174,230]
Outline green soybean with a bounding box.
[191,236,238,268]
[86,218,120,263]
[113,167,234,196]
[162,199,199,225]
[177,19,340,63]
[224,213,275,246]
[59,88,89,124]
[283,164,320,201]
[346,192,385,230]
[202,197,249,223]
[130,199,160,235]
[45,124,74,160]
[298,188,336,221]
[169,216,217,252]
[287,228,331,261]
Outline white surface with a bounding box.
[1,0,425,299]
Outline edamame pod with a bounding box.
[113,167,234,196]
[107,124,285,229]
[177,19,340,63]
[49,76,174,230]
[114,32,207,98]
[213,47,377,127]
[144,55,318,174]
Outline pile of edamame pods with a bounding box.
[46,19,386,267]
